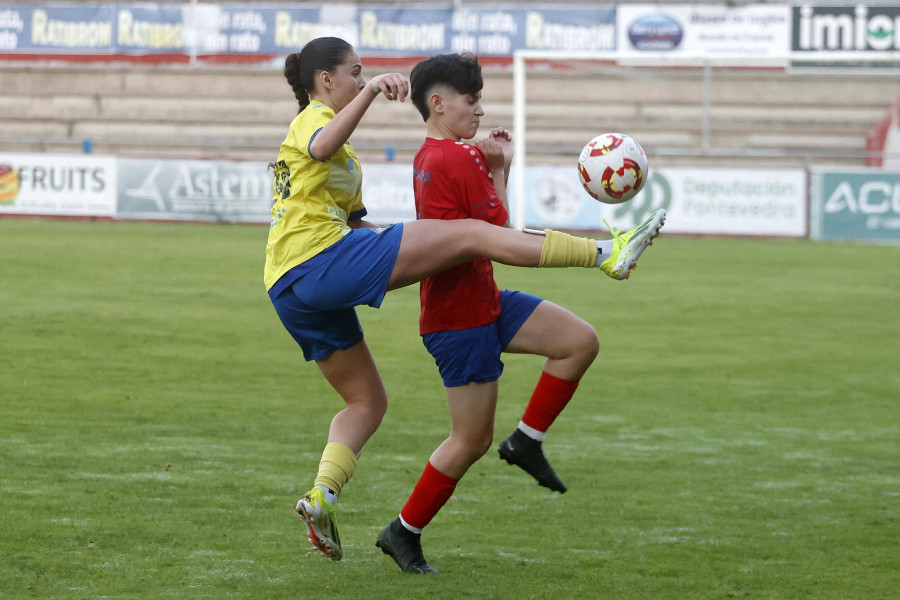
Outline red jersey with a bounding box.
[414,137,509,335]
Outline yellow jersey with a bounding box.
[264,101,366,292]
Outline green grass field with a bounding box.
[1,218,898,599]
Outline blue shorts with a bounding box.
[271,224,403,361]
[422,290,543,388]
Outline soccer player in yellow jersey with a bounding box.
[265,37,665,563]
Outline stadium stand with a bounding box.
[0,61,895,167]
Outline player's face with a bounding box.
[442,91,484,141]
[327,51,366,112]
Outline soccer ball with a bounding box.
[577,133,648,204]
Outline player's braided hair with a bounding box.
[283,37,354,113]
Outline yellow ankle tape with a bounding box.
[314,442,358,495]
[538,229,597,268]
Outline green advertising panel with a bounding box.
[811,168,900,243]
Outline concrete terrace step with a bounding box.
[0,62,894,169]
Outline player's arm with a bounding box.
[488,127,513,187]
[347,202,380,229]
[310,73,409,160]
[476,137,511,226]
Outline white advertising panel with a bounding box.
[617,3,791,63]
[117,158,272,223]
[0,153,117,217]
[640,168,808,236]
[521,166,807,237]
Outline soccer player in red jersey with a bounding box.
[375,53,665,574]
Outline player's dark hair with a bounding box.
[283,37,354,113]
[410,53,483,122]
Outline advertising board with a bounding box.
[522,165,808,237]
[0,153,116,217]
[811,168,900,243]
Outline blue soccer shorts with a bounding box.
[271,224,403,361]
[422,289,543,388]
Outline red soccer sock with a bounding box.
[520,371,580,433]
[399,461,459,531]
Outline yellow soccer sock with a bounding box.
[314,442,359,496]
[537,229,597,268]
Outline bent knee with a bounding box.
[474,432,494,457]
[584,327,601,358]
[453,431,493,461]
[570,323,600,364]
[350,392,388,422]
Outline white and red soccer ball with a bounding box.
[577,133,648,204]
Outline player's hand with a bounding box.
[489,127,512,142]
[367,73,409,102]
[476,138,506,173]
[489,127,514,166]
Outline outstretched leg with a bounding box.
[388,209,666,290]
[388,219,543,290]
